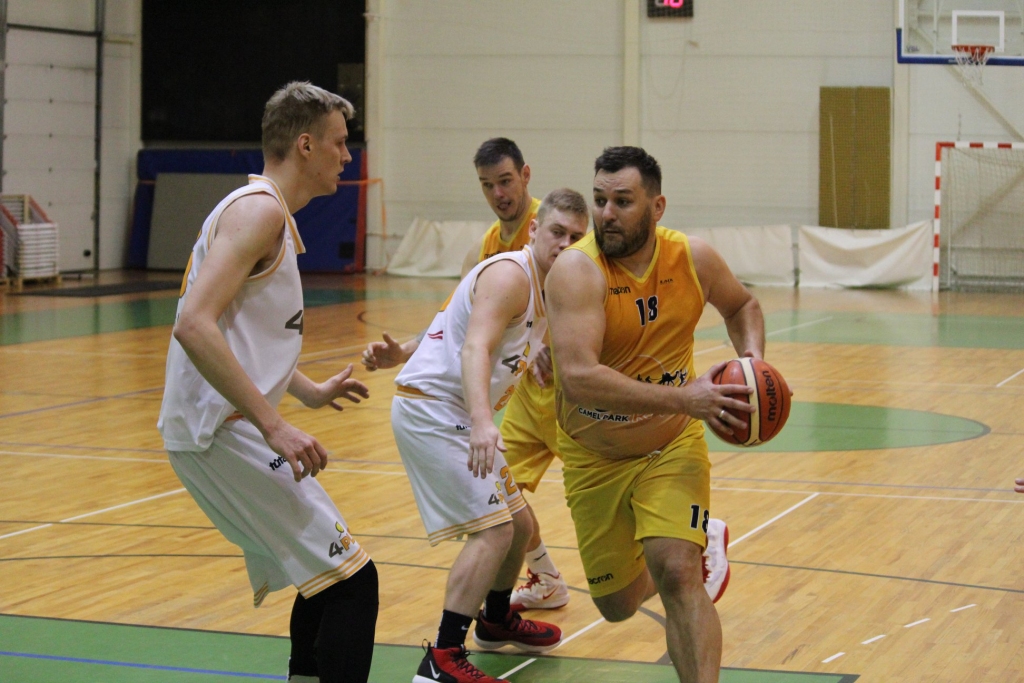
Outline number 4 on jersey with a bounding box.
[285,310,304,335]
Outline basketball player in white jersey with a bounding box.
[158,82,378,683]
[391,189,587,683]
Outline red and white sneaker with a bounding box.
[472,610,562,654]
[509,568,570,613]
[412,643,506,683]
[703,518,730,603]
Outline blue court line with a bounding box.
[0,650,286,679]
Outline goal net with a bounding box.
[937,142,1024,291]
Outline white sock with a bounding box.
[525,541,560,578]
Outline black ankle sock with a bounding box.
[435,609,474,650]
[483,588,512,623]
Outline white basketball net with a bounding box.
[952,45,994,86]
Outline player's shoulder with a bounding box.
[222,190,286,228]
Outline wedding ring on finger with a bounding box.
[719,409,726,420]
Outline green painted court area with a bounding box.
[0,289,428,346]
[695,310,1024,349]
[705,402,987,452]
[0,615,854,683]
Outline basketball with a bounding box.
[710,358,790,447]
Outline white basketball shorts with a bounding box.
[167,418,370,607]
[391,395,526,546]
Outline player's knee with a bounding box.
[647,543,703,596]
[471,520,514,552]
[592,594,639,623]
[511,505,535,542]
[322,559,379,606]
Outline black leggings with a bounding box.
[288,560,379,683]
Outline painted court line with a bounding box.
[0,651,284,679]
[713,486,1024,506]
[765,316,835,337]
[861,634,886,645]
[996,368,1024,388]
[0,488,185,541]
[821,652,845,663]
[502,618,606,678]
[729,493,819,547]
[555,617,606,648]
[499,657,537,679]
[904,618,930,628]
[950,603,976,613]
[0,449,164,464]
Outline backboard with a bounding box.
[898,0,1024,65]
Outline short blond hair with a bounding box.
[537,187,589,226]
[262,81,355,161]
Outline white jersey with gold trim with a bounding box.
[158,175,307,451]
[394,246,547,414]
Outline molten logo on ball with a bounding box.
[711,359,790,447]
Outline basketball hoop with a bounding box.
[952,44,994,86]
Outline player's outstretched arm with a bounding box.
[362,332,419,371]
[461,260,531,479]
[547,250,753,429]
[688,236,765,360]
[288,365,369,411]
[173,194,326,483]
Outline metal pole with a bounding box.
[93,0,104,273]
[0,0,8,195]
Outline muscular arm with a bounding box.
[172,194,328,481]
[547,249,753,429]
[690,236,765,359]
[461,260,530,477]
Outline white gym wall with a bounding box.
[8,1,1018,273]
[2,0,141,271]
[364,0,1024,272]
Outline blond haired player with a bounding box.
[546,147,766,683]
[390,190,588,683]
[159,82,378,683]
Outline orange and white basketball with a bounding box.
[710,358,790,446]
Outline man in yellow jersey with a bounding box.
[546,146,766,683]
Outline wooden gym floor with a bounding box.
[1,271,1022,682]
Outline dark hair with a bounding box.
[473,137,525,171]
[537,188,589,226]
[594,146,662,195]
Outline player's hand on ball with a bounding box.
[467,421,505,479]
[687,361,755,435]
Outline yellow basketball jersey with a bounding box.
[556,227,705,458]
[478,197,541,262]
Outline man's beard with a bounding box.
[595,205,653,258]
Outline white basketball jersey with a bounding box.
[159,175,307,451]
[395,247,547,414]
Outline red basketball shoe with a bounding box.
[412,643,506,683]
[472,610,561,654]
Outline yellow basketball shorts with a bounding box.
[558,418,711,598]
[500,371,559,493]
